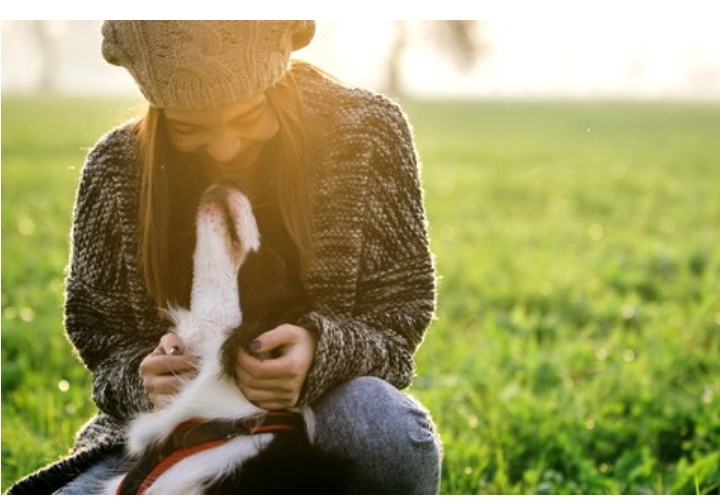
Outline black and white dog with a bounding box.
[102,183,347,494]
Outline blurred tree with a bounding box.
[31,21,61,93]
[385,20,486,97]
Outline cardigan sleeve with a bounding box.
[64,128,160,421]
[298,93,436,405]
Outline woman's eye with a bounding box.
[232,118,248,128]
[234,109,264,127]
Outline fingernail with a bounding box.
[249,340,262,352]
[168,346,180,355]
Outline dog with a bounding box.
[102,183,348,494]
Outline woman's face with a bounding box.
[164,93,280,178]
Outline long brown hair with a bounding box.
[134,63,315,308]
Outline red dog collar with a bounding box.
[117,410,304,494]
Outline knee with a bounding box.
[312,377,442,494]
[314,377,426,435]
[318,376,400,415]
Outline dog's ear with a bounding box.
[238,245,309,315]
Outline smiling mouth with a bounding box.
[213,148,256,169]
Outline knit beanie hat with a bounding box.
[101,20,315,110]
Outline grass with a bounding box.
[2,95,719,494]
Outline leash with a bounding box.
[116,410,304,494]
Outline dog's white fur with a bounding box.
[102,186,312,494]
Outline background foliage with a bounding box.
[2,96,719,493]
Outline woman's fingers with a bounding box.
[240,385,298,409]
[237,349,297,379]
[235,350,303,408]
[140,355,197,410]
[139,351,197,377]
[232,324,316,409]
[159,332,185,355]
[139,333,198,409]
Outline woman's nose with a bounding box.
[207,135,242,163]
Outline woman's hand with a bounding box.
[235,324,317,409]
[139,333,199,410]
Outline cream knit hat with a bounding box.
[101,20,315,110]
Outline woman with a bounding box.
[8,20,440,494]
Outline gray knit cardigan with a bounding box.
[8,62,436,494]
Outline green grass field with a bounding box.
[2,95,719,494]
